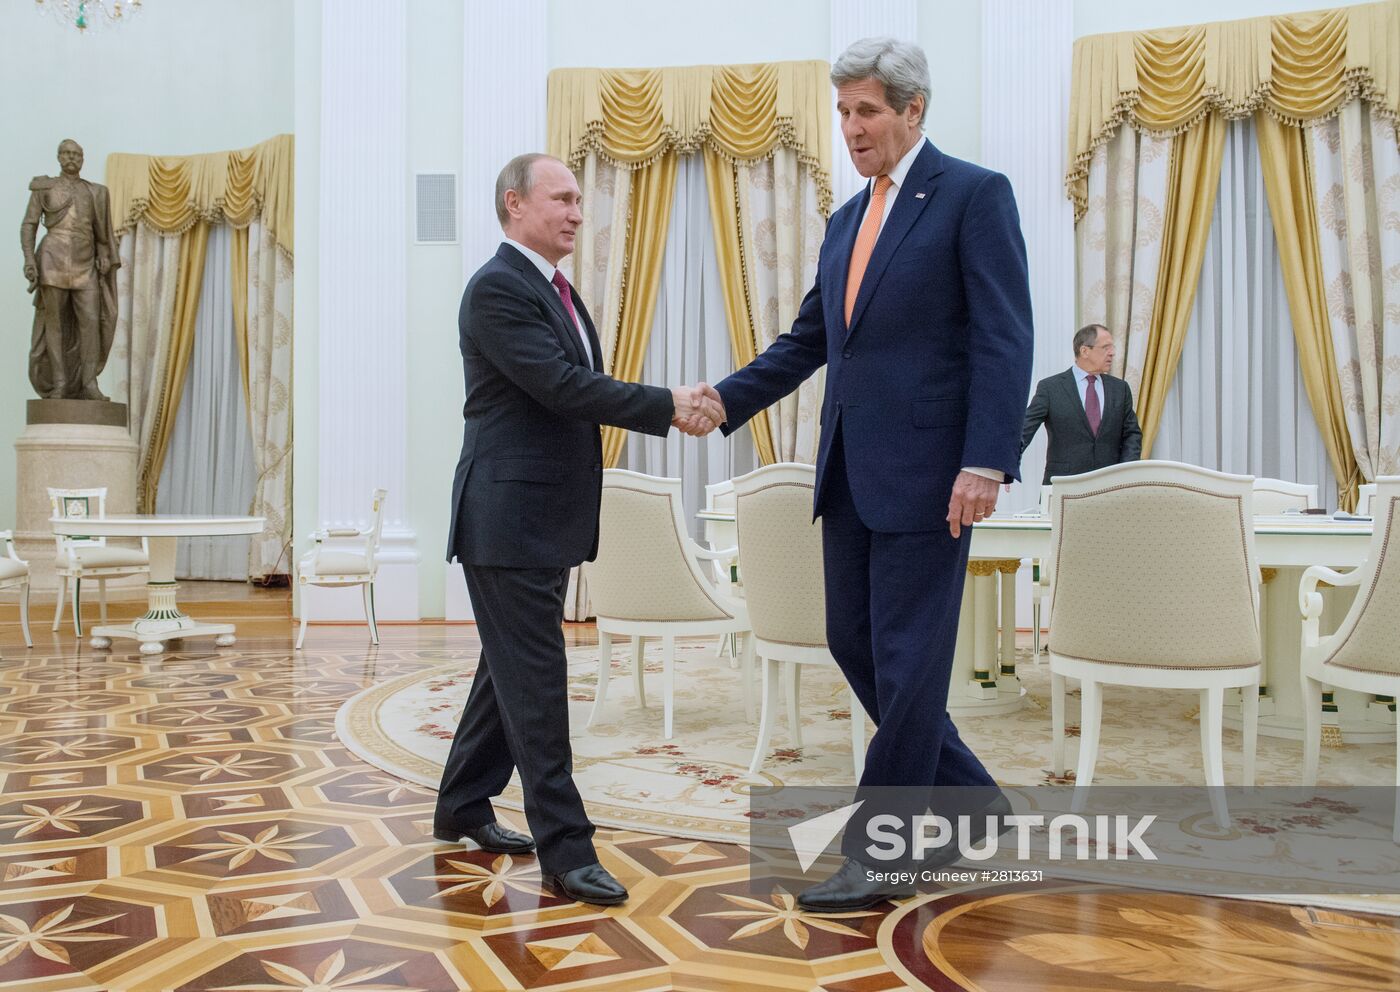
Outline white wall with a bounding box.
[547,0,829,67]
[407,0,467,614]
[0,1,294,530]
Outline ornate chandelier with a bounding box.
[35,0,142,33]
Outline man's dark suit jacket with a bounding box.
[446,243,673,568]
[716,140,1034,526]
[1020,368,1143,485]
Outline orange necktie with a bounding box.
[844,174,893,325]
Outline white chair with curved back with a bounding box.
[1030,483,1054,660]
[49,487,150,638]
[0,531,33,648]
[1047,461,1262,829]
[703,478,741,659]
[1356,483,1377,516]
[1252,478,1317,514]
[734,463,866,778]
[587,470,754,739]
[296,488,387,650]
[1300,476,1400,841]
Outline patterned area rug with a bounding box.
[337,638,1397,845]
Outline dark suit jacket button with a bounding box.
[593,464,601,471]
[842,349,853,359]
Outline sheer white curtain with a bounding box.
[616,155,759,537]
[1154,119,1338,503]
[155,225,258,578]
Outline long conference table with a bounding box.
[698,510,1391,744]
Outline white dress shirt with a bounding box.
[503,237,594,368]
[854,138,1002,486]
[1071,363,1105,415]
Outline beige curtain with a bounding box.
[139,222,209,511]
[733,148,825,463]
[549,61,833,462]
[1076,127,1171,396]
[559,156,630,621]
[1135,115,1227,451]
[108,134,295,539]
[107,134,294,254]
[702,146,777,466]
[104,222,180,463]
[241,220,295,579]
[1308,101,1400,484]
[599,154,677,468]
[1070,3,1398,471]
[559,154,630,372]
[1256,112,1362,509]
[1067,2,1400,220]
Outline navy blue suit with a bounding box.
[716,140,1033,813]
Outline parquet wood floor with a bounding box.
[0,621,1394,991]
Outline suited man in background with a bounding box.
[698,37,1033,911]
[436,153,722,907]
[1020,323,1142,484]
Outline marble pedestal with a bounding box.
[14,407,138,592]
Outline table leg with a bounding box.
[89,535,239,654]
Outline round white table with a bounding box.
[50,514,264,656]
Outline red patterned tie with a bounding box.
[551,270,581,332]
[1085,374,1101,436]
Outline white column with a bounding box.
[981,0,1075,630]
[444,0,549,621]
[445,1,548,618]
[316,0,418,620]
[462,0,547,288]
[829,0,918,205]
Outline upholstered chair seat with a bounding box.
[0,531,32,648]
[296,489,388,649]
[49,487,150,638]
[1047,461,1263,829]
[587,470,754,740]
[1252,477,1318,514]
[734,463,866,778]
[1300,476,1400,841]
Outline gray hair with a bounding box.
[494,152,555,226]
[1074,323,1108,356]
[831,37,930,126]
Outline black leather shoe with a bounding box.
[544,862,628,906]
[797,856,911,912]
[433,820,536,855]
[919,792,1016,870]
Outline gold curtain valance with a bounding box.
[1067,1,1400,218]
[105,134,295,255]
[548,60,833,214]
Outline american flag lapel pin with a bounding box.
[914,192,926,199]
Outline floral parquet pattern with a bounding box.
[0,623,1396,991]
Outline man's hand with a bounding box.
[23,262,36,285]
[671,382,726,437]
[946,470,1001,538]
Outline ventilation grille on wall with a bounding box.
[415,173,457,244]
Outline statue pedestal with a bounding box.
[14,403,139,593]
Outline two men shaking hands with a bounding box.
[669,382,726,437]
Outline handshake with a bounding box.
[670,382,727,437]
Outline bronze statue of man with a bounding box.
[20,139,120,401]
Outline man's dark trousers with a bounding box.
[437,562,596,875]
[819,427,996,856]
